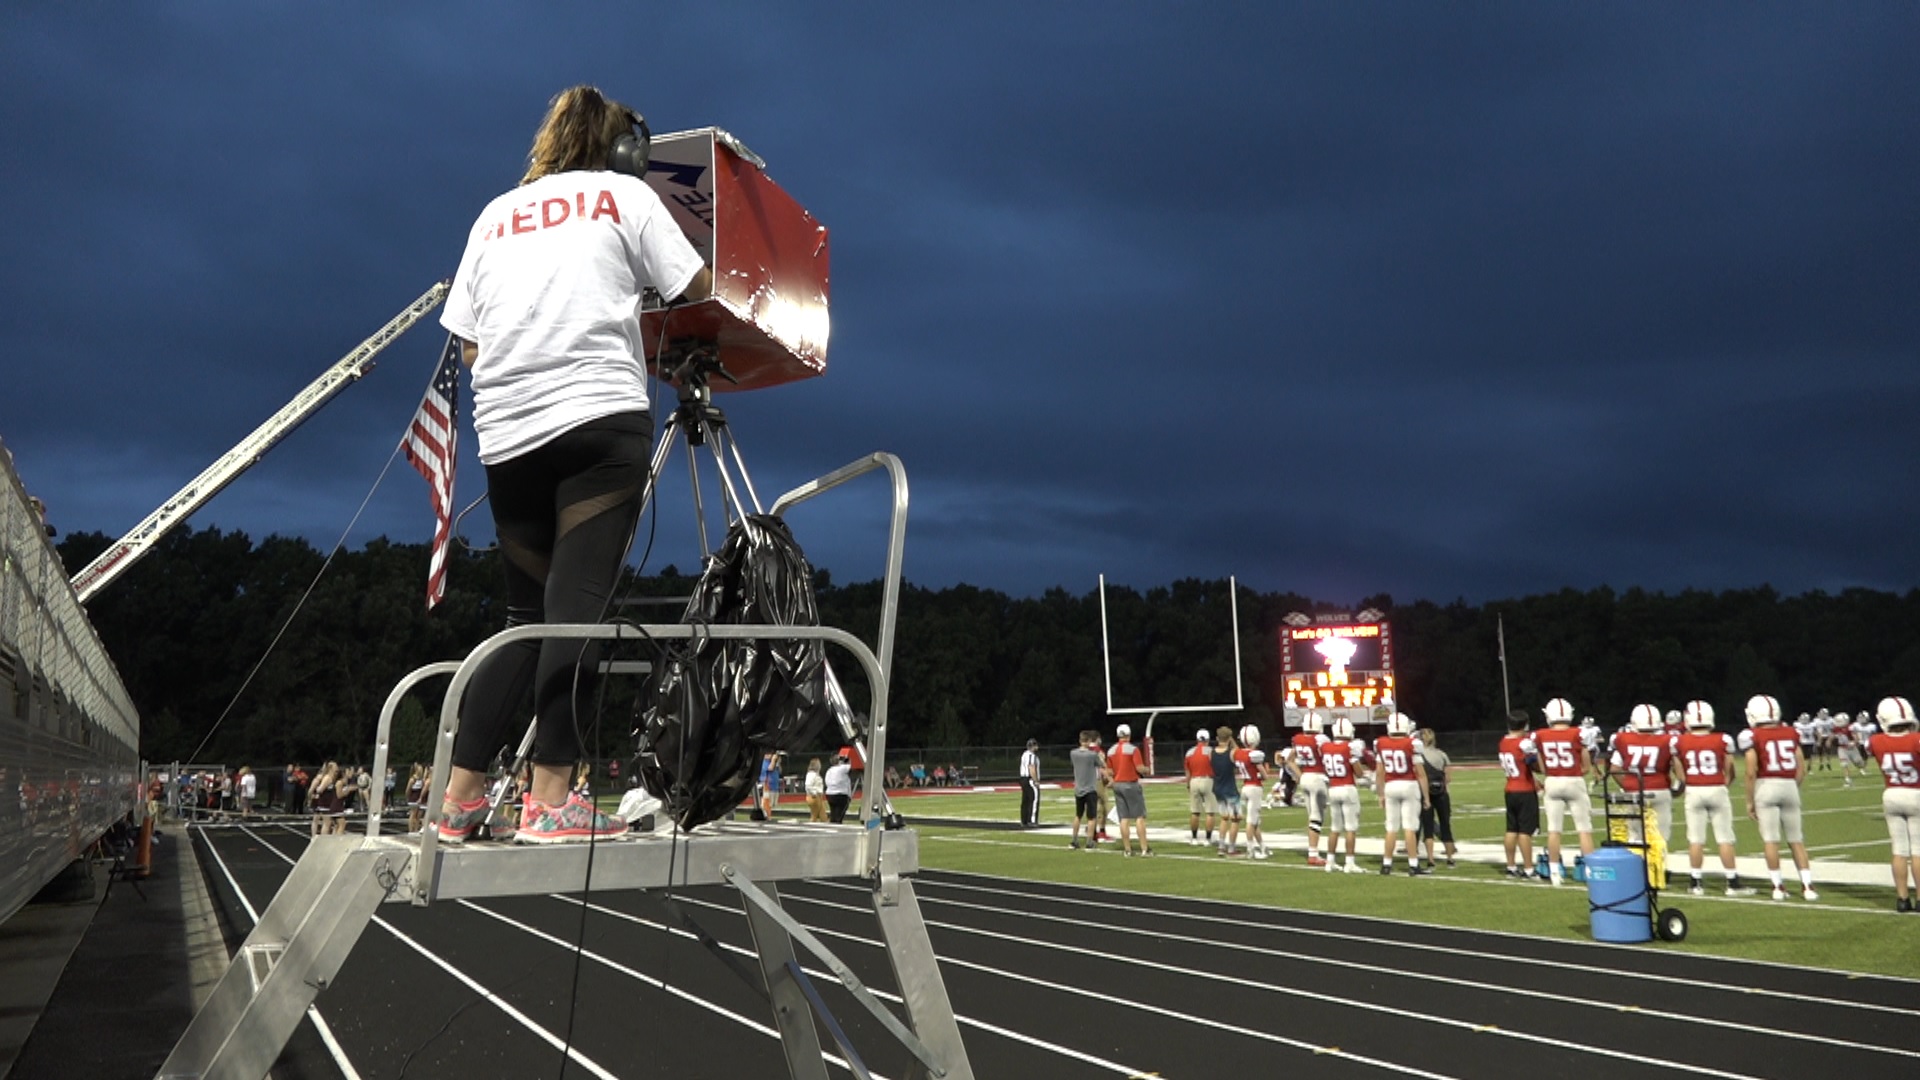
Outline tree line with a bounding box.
[57,527,1920,766]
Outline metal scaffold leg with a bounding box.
[156,835,411,1080]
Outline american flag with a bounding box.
[403,335,461,609]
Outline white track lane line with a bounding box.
[798,893,1762,1080]
[655,893,1459,1080]
[239,827,624,1080]
[854,883,1919,1062]
[196,826,364,1080]
[554,894,1152,1078]
[251,826,875,1078]
[452,900,879,1079]
[906,874,1920,1015]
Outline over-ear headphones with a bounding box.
[609,112,651,178]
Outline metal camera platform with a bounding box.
[158,454,975,1080]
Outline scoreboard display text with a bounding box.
[1282,622,1394,709]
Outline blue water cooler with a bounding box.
[1585,845,1651,943]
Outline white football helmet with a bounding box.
[1744,695,1782,726]
[1629,704,1662,733]
[1683,700,1716,732]
[1664,709,1683,728]
[1302,711,1325,734]
[1877,696,1917,733]
[1238,724,1261,748]
[1797,712,1810,723]
[1196,729,1210,743]
[1331,716,1356,740]
[1386,712,1414,737]
[1543,698,1576,726]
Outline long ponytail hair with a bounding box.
[521,84,640,185]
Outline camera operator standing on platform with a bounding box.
[437,85,714,846]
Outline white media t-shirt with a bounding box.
[442,170,706,464]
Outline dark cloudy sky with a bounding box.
[3,4,1915,604]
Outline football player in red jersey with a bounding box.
[1320,717,1367,873]
[1184,729,1218,847]
[1497,709,1542,878]
[1236,725,1271,859]
[1374,712,1431,875]
[1534,698,1595,886]
[1675,700,1755,896]
[1867,697,1920,912]
[1739,694,1818,901]
[1609,704,1679,845]
[1289,712,1331,866]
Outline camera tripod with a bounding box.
[641,339,766,558]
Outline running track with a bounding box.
[190,823,1920,1080]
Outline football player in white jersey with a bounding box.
[1580,717,1604,792]
[1793,713,1817,765]
[1812,710,1837,770]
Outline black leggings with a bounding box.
[451,411,651,773]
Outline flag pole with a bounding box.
[1497,613,1513,719]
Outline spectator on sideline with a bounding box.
[1069,731,1109,850]
[1184,729,1217,847]
[1416,728,1456,869]
[1211,727,1243,856]
[1107,724,1152,856]
[286,763,309,816]
[1093,736,1114,843]
[308,763,338,837]
[805,757,828,822]
[236,766,256,819]
[758,752,783,820]
[825,752,854,824]
[406,764,430,834]
[1019,739,1041,826]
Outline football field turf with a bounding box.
[882,764,1920,979]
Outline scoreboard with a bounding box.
[1280,613,1394,728]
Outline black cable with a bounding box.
[551,297,686,1077]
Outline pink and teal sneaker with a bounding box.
[516,793,627,844]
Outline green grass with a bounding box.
[883,764,1920,979]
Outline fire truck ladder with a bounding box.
[70,280,451,604]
